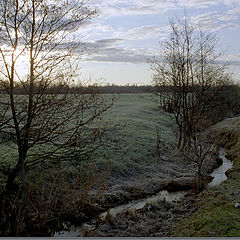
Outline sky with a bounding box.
[76,0,240,85]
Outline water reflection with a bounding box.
[208,148,233,187]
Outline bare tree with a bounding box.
[150,17,231,150]
[182,135,214,192]
[0,0,114,193]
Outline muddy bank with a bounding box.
[51,145,220,237]
[53,117,239,237]
[102,176,193,207]
[88,192,201,237]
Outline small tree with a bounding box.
[182,135,214,192]
[150,17,231,150]
[0,0,114,194]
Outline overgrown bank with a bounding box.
[171,116,240,237]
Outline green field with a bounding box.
[0,93,177,184]
[95,93,176,173]
[1,93,239,237]
[0,93,196,190]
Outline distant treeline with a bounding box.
[98,85,155,94]
[0,83,239,97]
[0,83,155,94]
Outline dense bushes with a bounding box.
[0,163,109,236]
[206,84,240,124]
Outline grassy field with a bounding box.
[0,93,177,184]
[0,93,202,193]
[87,117,240,238]
[1,93,239,237]
[95,93,176,174]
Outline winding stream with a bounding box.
[53,148,232,237]
[208,148,233,187]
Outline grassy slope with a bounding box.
[171,116,240,237]
[95,93,176,174]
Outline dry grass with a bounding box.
[0,161,111,237]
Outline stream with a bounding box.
[208,148,233,187]
[53,148,233,237]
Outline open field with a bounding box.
[0,93,219,197]
[95,93,176,175]
[1,93,235,237]
[78,93,220,206]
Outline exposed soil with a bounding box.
[83,118,240,238]
[54,117,240,237]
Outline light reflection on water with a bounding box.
[208,148,233,187]
[100,189,186,220]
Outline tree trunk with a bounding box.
[197,170,203,192]
[5,154,25,193]
[5,167,20,193]
[177,125,183,149]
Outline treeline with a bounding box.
[0,82,155,94]
[98,84,155,94]
[154,84,240,124]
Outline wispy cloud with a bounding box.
[90,0,240,18]
[190,10,240,31]
[178,0,218,8]
[114,25,170,41]
[86,0,240,38]
[82,39,155,63]
[91,0,180,18]
[80,0,240,69]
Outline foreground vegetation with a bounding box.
[0,93,177,236]
[0,91,240,236]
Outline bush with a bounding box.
[207,84,240,124]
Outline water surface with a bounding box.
[208,148,233,187]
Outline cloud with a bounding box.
[86,52,149,63]
[113,25,170,41]
[78,0,240,67]
[190,9,240,31]
[83,41,240,65]
[84,0,240,40]
[81,38,155,63]
[82,38,124,50]
[94,38,124,45]
[91,0,180,18]
[89,0,240,22]
[178,0,218,8]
